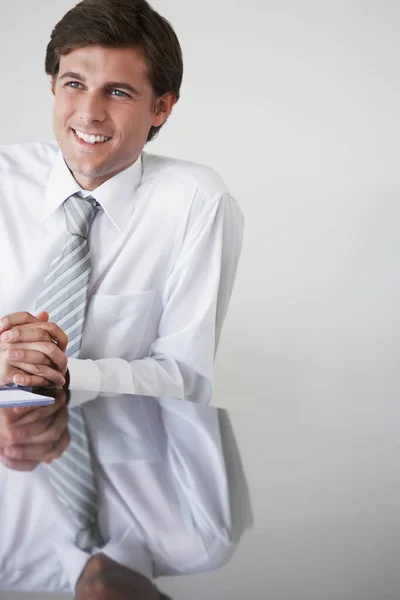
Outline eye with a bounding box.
[65,81,82,89]
[110,89,130,98]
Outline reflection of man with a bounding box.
[0,391,252,596]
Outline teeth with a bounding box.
[74,129,110,144]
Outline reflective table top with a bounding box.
[1,388,400,600]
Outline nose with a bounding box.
[78,92,106,125]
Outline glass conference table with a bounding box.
[1,387,400,600]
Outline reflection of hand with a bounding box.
[0,388,70,472]
[75,554,159,600]
[0,311,68,388]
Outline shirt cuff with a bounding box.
[54,532,153,594]
[67,358,101,406]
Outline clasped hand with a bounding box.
[0,311,70,471]
[0,311,68,388]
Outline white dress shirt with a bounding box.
[0,394,253,594]
[0,141,244,406]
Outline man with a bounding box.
[0,0,244,596]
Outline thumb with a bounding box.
[35,311,49,322]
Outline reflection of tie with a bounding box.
[36,194,104,550]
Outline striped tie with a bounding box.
[36,193,104,551]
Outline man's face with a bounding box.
[52,45,175,190]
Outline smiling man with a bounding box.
[0,0,244,597]
[53,44,173,190]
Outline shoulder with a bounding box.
[141,152,243,232]
[0,140,58,174]
[140,153,244,249]
[141,152,230,200]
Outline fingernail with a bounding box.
[1,332,12,342]
[7,349,19,359]
[13,375,26,385]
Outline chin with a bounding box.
[67,158,105,177]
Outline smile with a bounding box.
[73,129,111,145]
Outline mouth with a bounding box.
[71,128,112,146]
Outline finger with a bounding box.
[1,322,68,352]
[12,406,35,416]
[12,401,61,429]
[0,365,54,389]
[27,407,69,446]
[13,388,68,428]
[6,415,54,445]
[34,322,68,352]
[35,311,49,322]
[0,312,38,336]
[20,322,68,352]
[11,362,66,388]
[0,406,23,433]
[0,427,70,465]
[0,452,40,472]
[6,342,67,374]
[3,440,55,461]
[10,407,68,446]
[6,348,54,367]
[43,429,71,463]
[1,326,53,344]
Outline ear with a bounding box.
[151,93,177,128]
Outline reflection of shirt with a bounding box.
[0,395,253,594]
[0,142,244,406]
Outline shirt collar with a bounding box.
[42,150,143,233]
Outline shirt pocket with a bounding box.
[80,290,157,361]
[84,395,164,464]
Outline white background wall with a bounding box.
[1,0,399,425]
[1,0,399,598]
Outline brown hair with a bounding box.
[45,0,183,142]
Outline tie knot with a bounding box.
[64,194,98,238]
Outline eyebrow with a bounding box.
[58,72,141,96]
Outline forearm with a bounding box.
[67,354,210,407]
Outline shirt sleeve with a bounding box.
[67,193,244,407]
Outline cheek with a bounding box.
[121,110,152,143]
[53,107,65,130]
[53,95,75,125]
